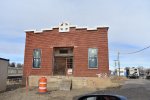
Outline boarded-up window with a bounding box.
[33,49,41,68]
[88,48,98,68]
[59,49,68,54]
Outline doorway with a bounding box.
[54,57,66,75]
[53,47,73,76]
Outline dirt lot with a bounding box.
[0,86,97,100]
[0,77,124,100]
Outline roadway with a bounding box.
[94,79,150,100]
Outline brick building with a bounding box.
[23,22,109,78]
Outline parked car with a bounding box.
[146,75,150,79]
[128,68,139,79]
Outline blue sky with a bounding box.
[0,0,150,69]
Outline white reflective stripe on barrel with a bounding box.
[39,87,46,89]
[39,82,46,84]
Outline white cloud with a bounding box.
[0,0,150,66]
[0,42,24,55]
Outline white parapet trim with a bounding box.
[76,26,88,29]
[24,29,36,32]
[24,23,109,33]
[69,25,77,27]
[34,30,43,33]
[41,28,53,31]
[87,27,97,30]
[97,25,109,28]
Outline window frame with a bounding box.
[88,48,98,69]
[32,49,41,69]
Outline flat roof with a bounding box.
[0,57,9,61]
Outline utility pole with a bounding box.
[114,60,117,68]
[114,60,117,76]
[118,52,120,76]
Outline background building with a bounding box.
[0,58,9,91]
[116,68,126,76]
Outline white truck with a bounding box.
[128,67,139,79]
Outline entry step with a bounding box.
[59,79,72,91]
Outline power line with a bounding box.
[121,45,150,55]
[113,45,150,72]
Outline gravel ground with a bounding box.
[0,86,96,100]
[0,79,149,100]
[94,79,150,100]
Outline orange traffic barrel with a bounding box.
[38,77,47,93]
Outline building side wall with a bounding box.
[24,27,109,77]
[0,60,9,91]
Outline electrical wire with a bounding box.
[121,45,150,55]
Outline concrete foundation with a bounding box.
[27,76,116,90]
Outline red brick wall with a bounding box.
[23,27,109,77]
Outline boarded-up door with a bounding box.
[54,57,66,75]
